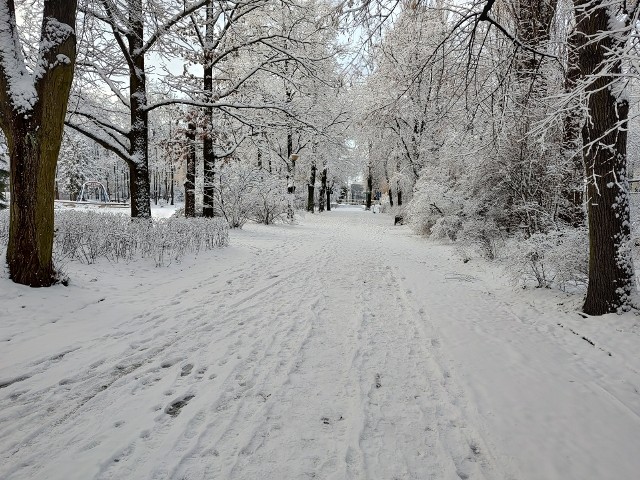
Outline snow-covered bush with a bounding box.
[406,177,461,236]
[0,210,229,267]
[252,173,291,225]
[216,162,257,228]
[430,215,463,241]
[456,218,504,261]
[216,162,290,227]
[505,229,588,289]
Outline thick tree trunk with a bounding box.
[397,190,402,207]
[128,160,151,218]
[3,0,77,286]
[126,0,151,218]
[185,122,196,217]
[576,0,635,314]
[307,162,316,212]
[7,129,57,285]
[202,136,215,216]
[202,0,215,218]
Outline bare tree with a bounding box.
[343,0,640,314]
[67,0,208,218]
[574,0,637,314]
[0,0,78,286]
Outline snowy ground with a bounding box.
[2,206,640,479]
[53,201,180,218]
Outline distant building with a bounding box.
[350,183,364,203]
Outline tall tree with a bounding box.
[344,0,639,314]
[67,0,208,218]
[185,121,197,217]
[575,0,635,314]
[0,0,78,286]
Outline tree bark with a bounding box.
[202,0,215,217]
[319,167,327,212]
[326,184,331,211]
[561,25,585,227]
[365,164,373,210]
[126,0,151,218]
[185,122,196,217]
[8,129,58,285]
[576,0,635,314]
[384,160,393,207]
[307,161,316,212]
[2,0,77,286]
[170,165,174,205]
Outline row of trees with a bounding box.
[0,0,351,287]
[346,0,640,315]
[3,0,637,315]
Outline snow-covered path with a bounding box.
[2,207,640,479]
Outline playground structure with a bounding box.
[55,181,128,208]
[78,181,110,203]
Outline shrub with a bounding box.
[216,162,291,227]
[506,229,588,289]
[456,218,504,261]
[0,210,229,267]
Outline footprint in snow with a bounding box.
[166,395,195,417]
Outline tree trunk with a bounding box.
[170,165,174,205]
[576,0,635,314]
[202,0,215,217]
[8,130,58,285]
[318,167,327,212]
[326,185,331,211]
[126,0,151,218]
[365,165,373,210]
[129,160,151,217]
[185,122,196,217]
[307,161,316,212]
[385,160,393,207]
[153,170,158,205]
[2,0,77,286]
[397,189,403,207]
[202,138,215,216]
[561,25,585,227]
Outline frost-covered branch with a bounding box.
[0,0,37,118]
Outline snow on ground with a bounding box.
[1,206,640,479]
[53,201,180,218]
